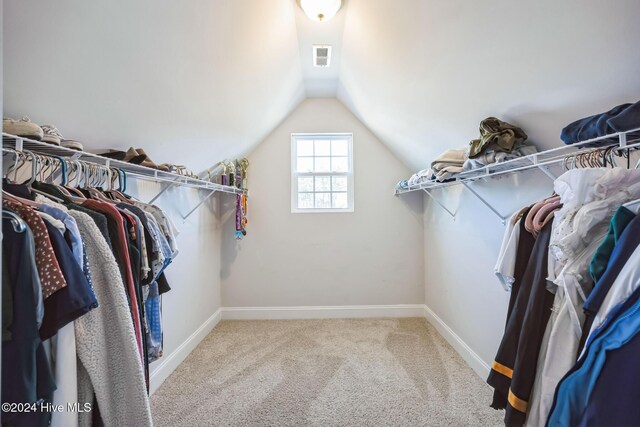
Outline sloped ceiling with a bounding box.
[338,0,640,170]
[4,0,640,172]
[3,0,305,171]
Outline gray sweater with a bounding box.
[69,210,153,427]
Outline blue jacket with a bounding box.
[547,288,640,426]
[579,311,640,426]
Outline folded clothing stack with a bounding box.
[397,117,533,188]
[431,148,468,181]
[397,168,432,190]
[561,100,640,145]
[463,144,537,171]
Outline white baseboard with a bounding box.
[149,308,222,395]
[221,304,426,320]
[422,305,490,379]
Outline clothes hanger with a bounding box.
[21,150,38,186]
[2,149,20,182]
[58,160,88,201]
[63,160,86,198]
[50,157,75,197]
[2,152,57,205]
[86,164,115,203]
[105,168,129,202]
[2,209,27,233]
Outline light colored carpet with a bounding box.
[151,318,503,426]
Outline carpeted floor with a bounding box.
[151,318,503,426]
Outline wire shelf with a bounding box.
[2,133,246,195]
[395,128,640,195]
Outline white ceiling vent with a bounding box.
[313,45,332,67]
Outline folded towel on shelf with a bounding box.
[430,148,468,168]
[431,148,467,182]
[467,117,528,158]
[462,144,538,171]
[434,165,464,181]
[561,100,640,145]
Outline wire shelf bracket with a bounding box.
[423,189,456,220]
[529,154,558,181]
[461,181,508,225]
[181,189,217,222]
[148,180,180,204]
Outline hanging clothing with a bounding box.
[588,206,636,284]
[70,210,153,427]
[82,199,144,358]
[546,286,640,426]
[2,151,182,427]
[3,199,68,298]
[39,220,97,340]
[487,210,539,411]
[502,221,555,426]
[578,291,640,426]
[1,218,56,427]
[586,234,640,345]
[579,212,640,352]
[494,214,522,291]
[524,171,640,426]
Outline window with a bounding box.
[291,133,354,213]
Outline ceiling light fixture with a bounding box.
[298,0,342,22]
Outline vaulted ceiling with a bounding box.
[4,0,640,172]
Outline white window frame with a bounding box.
[291,133,354,213]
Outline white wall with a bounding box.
[326,0,640,372]
[221,98,424,308]
[423,171,558,369]
[124,180,226,393]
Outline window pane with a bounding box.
[315,157,331,172]
[298,193,314,209]
[331,139,349,156]
[331,156,349,172]
[332,192,348,209]
[297,139,314,157]
[297,157,313,173]
[315,193,331,209]
[314,140,331,156]
[298,176,313,192]
[315,176,331,192]
[332,176,348,192]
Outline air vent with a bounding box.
[313,45,332,68]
